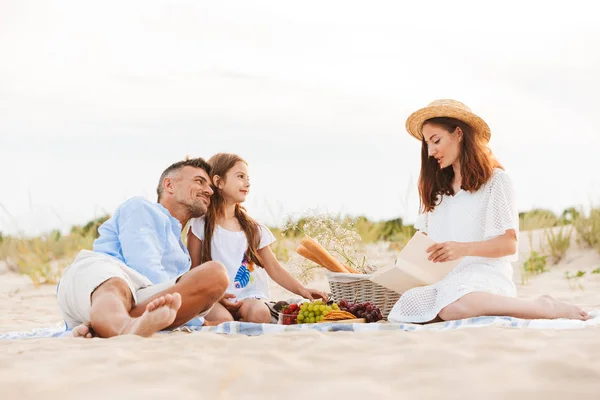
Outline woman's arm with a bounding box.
[258,245,327,300]
[187,229,203,268]
[427,229,517,263]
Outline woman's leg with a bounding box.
[236,298,271,323]
[438,292,589,321]
[203,302,234,325]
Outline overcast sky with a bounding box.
[1,0,599,235]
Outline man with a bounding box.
[57,158,229,338]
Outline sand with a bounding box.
[2,234,600,399]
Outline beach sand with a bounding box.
[2,233,600,399]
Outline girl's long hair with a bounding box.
[419,117,503,212]
[201,153,264,266]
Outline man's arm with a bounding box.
[118,200,171,284]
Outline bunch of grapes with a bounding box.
[296,300,340,324]
[338,300,383,322]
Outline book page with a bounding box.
[369,232,463,294]
[397,232,462,283]
[369,262,427,294]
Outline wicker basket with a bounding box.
[325,271,401,319]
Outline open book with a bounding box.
[369,232,463,294]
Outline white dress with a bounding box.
[387,169,519,323]
[188,217,276,301]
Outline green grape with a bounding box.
[309,312,315,318]
[326,306,332,312]
[308,304,314,312]
[332,304,340,310]
[304,310,310,317]
[319,305,326,312]
[323,310,329,316]
[316,316,323,322]
[309,317,316,323]
[300,304,307,311]
[297,314,305,321]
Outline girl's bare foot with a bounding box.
[120,293,182,337]
[538,295,589,320]
[72,322,93,338]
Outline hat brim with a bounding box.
[405,105,491,143]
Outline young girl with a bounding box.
[388,99,589,323]
[187,153,327,324]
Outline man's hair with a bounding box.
[156,157,211,201]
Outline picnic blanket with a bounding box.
[2,310,599,340]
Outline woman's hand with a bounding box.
[426,241,468,263]
[219,293,242,313]
[298,287,328,302]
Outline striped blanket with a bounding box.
[2,310,599,340]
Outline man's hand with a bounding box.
[219,293,242,312]
[299,287,328,302]
[426,241,468,263]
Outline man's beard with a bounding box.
[187,200,208,218]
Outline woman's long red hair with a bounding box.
[419,117,502,212]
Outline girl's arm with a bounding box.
[427,230,517,263]
[258,245,327,301]
[187,229,203,268]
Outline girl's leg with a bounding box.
[438,292,589,321]
[236,298,271,323]
[203,302,234,325]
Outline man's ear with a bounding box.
[164,177,176,194]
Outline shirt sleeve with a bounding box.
[258,224,276,249]
[188,217,205,240]
[483,171,519,260]
[414,212,428,234]
[117,199,171,284]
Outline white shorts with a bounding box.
[57,250,192,329]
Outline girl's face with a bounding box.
[422,122,462,169]
[215,161,250,204]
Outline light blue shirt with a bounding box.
[93,197,191,284]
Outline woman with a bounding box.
[388,99,588,323]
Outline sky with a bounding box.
[1,0,599,236]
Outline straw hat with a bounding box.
[405,99,491,143]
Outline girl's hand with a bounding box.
[220,293,242,312]
[426,241,468,263]
[299,287,328,302]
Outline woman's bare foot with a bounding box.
[72,322,93,338]
[538,295,589,320]
[120,293,182,337]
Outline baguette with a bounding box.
[296,245,324,267]
[300,237,350,273]
[342,263,360,274]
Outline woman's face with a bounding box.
[422,122,462,169]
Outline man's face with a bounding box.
[172,166,213,218]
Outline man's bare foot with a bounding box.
[72,322,93,338]
[120,293,182,337]
[538,295,590,320]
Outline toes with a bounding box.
[171,293,182,310]
[147,297,165,312]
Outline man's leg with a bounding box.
[89,277,182,338]
[130,261,229,328]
